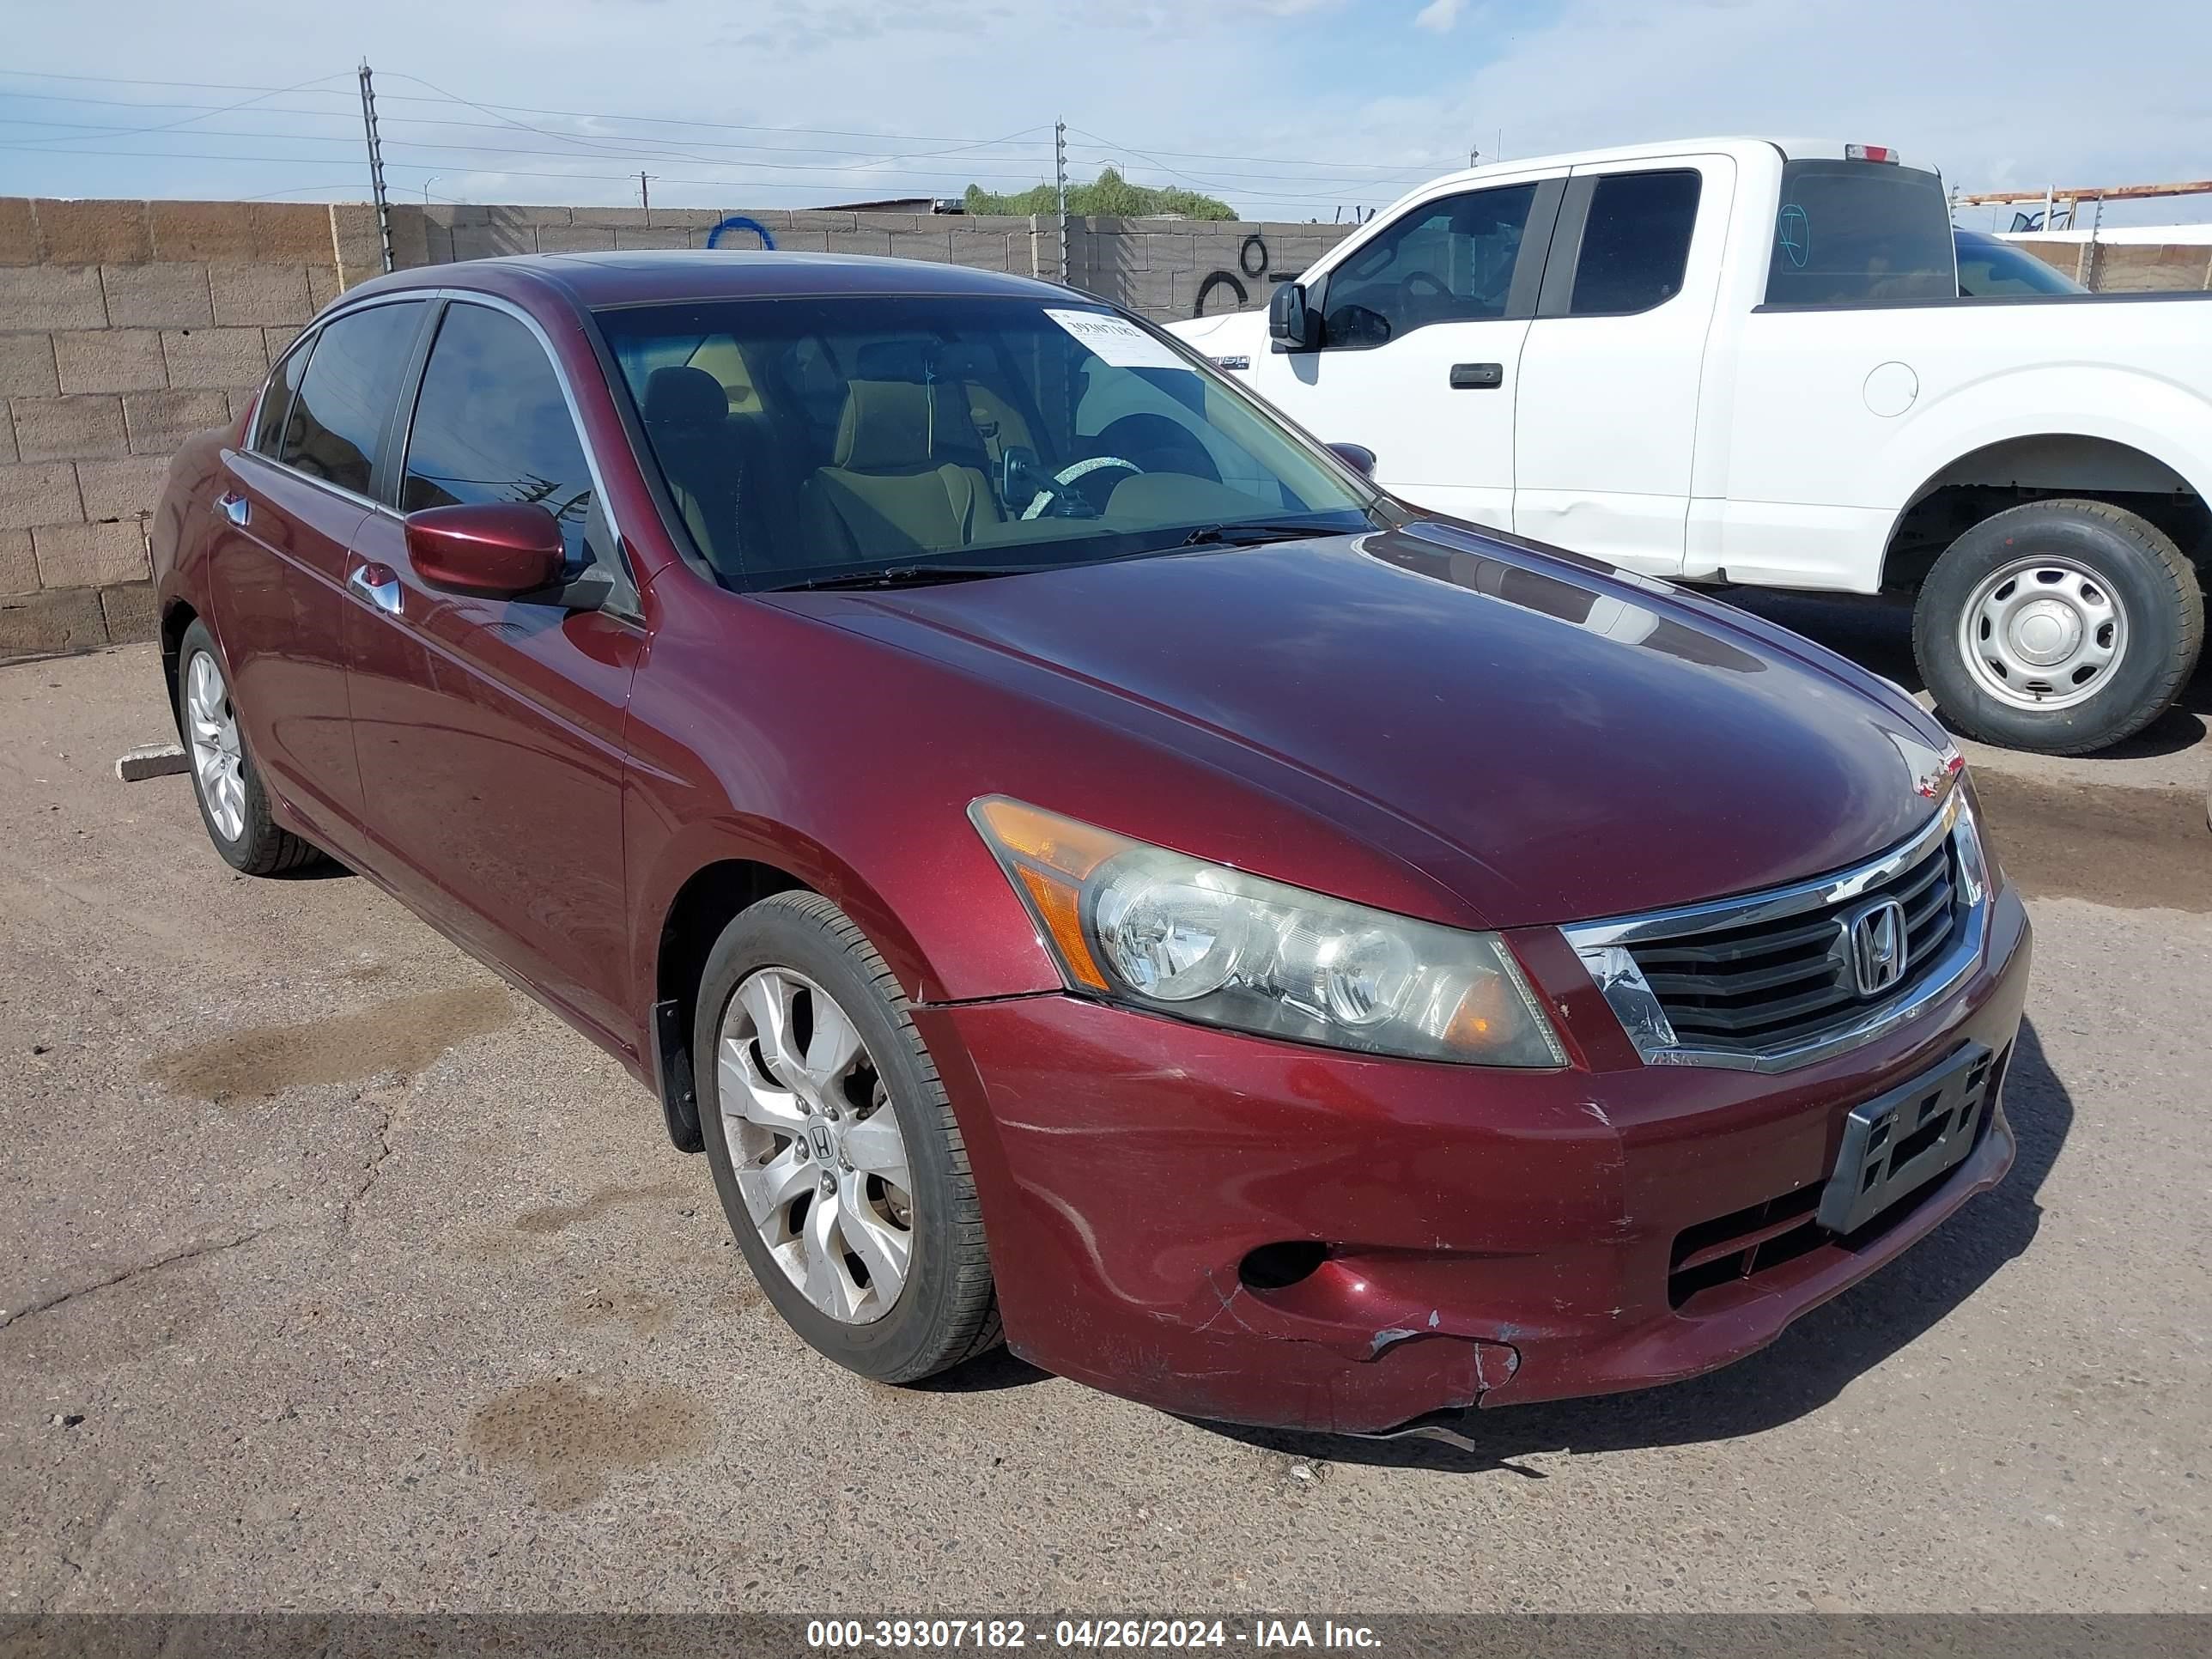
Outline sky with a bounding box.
[2,0,2208,228]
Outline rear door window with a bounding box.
[400,301,599,566]
[1763,161,1955,306]
[1568,170,1702,315]
[279,301,426,495]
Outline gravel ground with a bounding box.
[1,619,2206,1615]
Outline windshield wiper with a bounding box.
[1177,520,1339,548]
[764,563,1052,593]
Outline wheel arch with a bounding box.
[647,855,811,1153]
[640,827,963,1154]
[1881,430,2211,591]
[160,599,200,736]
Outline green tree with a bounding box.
[963,166,1235,221]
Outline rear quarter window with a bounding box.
[1764,161,1956,306]
[251,337,312,455]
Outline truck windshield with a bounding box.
[1765,160,1957,306]
[593,295,1376,592]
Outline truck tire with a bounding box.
[1914,499,2203,756]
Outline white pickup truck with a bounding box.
[1169,138,2209,754]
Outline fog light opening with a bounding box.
[1237,1240,1329,1291]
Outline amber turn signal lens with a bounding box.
[969,796,1127,990]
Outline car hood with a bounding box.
[780,523,1957,927]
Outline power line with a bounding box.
[0,122,1076,185]
[0,138,1370,208]
[0,115,1414,192]
[0,68,1442,174]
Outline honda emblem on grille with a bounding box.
[1844,896,1909,996]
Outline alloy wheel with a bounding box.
[716,966,915,1324]
[1957,556,2130,712]
[185,649,246,842]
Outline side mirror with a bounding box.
[1268,282,1320,353]
[404,503,568,599]
[1328,442,1376,477]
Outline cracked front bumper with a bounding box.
[911,885,2031,1436]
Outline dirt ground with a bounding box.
[2,613,2206,1613]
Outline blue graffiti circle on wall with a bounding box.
[707,215,778,251]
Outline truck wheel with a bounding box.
[1915,499,2203,756]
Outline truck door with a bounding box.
[1513,155,1733,574]
[1243,173,1564,530]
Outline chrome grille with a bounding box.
[1565,792,1991,1073]
[1630,836,1958,1055]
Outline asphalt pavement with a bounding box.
[1,611,2206,1613]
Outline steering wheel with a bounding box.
[1019,455,1144,520]
[1398,268,1455,323]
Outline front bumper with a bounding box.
[912,883,2031,1435]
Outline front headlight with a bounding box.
[969,797,1565,1067]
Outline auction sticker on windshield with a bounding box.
[1045,307,1188,371]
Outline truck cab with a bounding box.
[1173,138,2210,755]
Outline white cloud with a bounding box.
[3,0,2207,225]
[1273,0,2212,224]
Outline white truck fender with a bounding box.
[1874,363,2212,529]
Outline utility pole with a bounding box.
[638,172,652,210]
[357,59,394,275]
[1054,118,1069,285]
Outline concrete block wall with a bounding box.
[2012,238,2212,293]
[1,194,1353,661]
[2,198,332,659]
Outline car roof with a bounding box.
[337,249,1082,312]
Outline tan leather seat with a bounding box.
[802,381,1003,560]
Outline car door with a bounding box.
[1512,157,1730,574]
[342,296,645,1051]
[205,301,428,844]
[1243,173,1564,529]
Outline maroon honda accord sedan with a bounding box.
[150,251,2030,1436]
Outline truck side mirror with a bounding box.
[1269,282,1320,353]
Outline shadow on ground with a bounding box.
[1198,1016,2071,1474]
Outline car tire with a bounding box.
[694,890,1001,1383]
[174,620,325,876]
[1914,499,2203,756]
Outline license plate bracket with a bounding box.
[1817,1042,1996,1236]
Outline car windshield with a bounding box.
[1954,233,2087,296]
[594,294,1378,590]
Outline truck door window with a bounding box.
[1321,183,1539,349]
[1763,161,1955,306]
[1569,170,1702,316]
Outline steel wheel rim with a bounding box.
[1956,555,2129,712]
[716,966,915,1325]
[185,649,246,842]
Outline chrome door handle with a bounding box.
[348,564,403,617]
[217,491,250,526]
